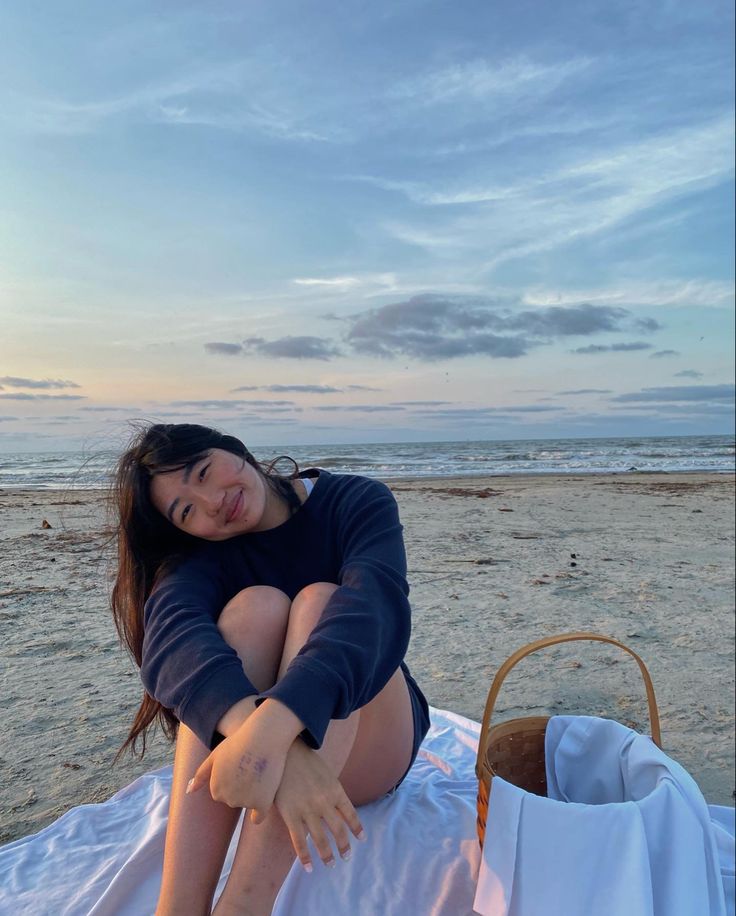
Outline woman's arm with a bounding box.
[141,549,259,748]
[258,476,412,748]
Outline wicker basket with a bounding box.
[475,632,662,846]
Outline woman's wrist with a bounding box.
[253,697,306,745]
[215,695,259,738]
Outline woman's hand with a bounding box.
[187,697,366,870]
[187,702,296,821]
[275,738,366,872]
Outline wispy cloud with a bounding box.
[650,349,680,358]
[231,384,343,394]
[389,400,453,407]
[371,115,734,271]
[0,393,87,401]
[674,370,704,379]
[523,279,735,310]
[556,388,613,395]
[611,384,734,403]
[243,336,343,360]
[292,277,363,290]
[205,342,243,356]
[406,405,560,420]
[314,404,406,413]
[0,376,81,389]
[572,342,652,354]
[79,405,143,412]
[2,60,339,141]
[169,399,297,409]
[390,56,591,107]
[205,337,343,360]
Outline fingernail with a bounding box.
[303,861,313,873]
[325,858,336,869]
[185,779,195,795]
[357,830,367,842]
[341,849,352,861]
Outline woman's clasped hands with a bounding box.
[186,699,366,872]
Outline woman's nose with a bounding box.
[201,485,224,515]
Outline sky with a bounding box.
[1,0,734,451]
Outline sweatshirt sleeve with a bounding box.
[258,477,412,749]
[141,548,258,749]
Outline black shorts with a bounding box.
[391,663,431,791]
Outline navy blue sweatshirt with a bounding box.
[141,471,427,751]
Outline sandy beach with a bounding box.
[0,472,734,845]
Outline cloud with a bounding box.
[0,393,87,401]
[79,405,143,412]
[0,376,81,389]
[203,295,659,364]
[557,388,613,395]
[607,402,734,417]
[0,416,18,422]
[650,349,680,358]
[292,277,362,290]
[205,342,244,355]
[4,60,338,142]
[410,405,560,417]
[611,384,735,403]
[390,56,591,108]
[242,336,343,360]
[314,405,406,413]
[635,318,663,332]
[571,342,652,354]
[344,295,643,360]
[523,280,736,310]
[169,399,296,409]
[389,400,453,407]
[674,370,704,379]
[373,115,734,271]
[231,384,343,394]
[236,417,300,426]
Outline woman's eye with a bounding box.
[199,463,210,481]
[181,505,191,522]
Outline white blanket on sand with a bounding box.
[0,709,732,916]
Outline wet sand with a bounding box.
[0,472,734,844]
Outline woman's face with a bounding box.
[149,448,273,541]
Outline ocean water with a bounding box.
[0,435,733,489]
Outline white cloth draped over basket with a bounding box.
[475,716,735,916]
[0,709,732,916]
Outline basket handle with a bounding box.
[477,632,662,769]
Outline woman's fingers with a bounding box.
[321,808,352,861]
[281,807,358,872]
[336,797,366,842]
[303,813,337,868]
[186,753,214,795]
[284,819,314,873]
[248,807,268,826]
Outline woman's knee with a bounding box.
[292,582,338,614]
[217,586,290,646]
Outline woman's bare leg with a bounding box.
[156,587,291,916]
[213,583,415,916]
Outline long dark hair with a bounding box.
[110,422,300,758]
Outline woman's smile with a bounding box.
[225,489,244,524]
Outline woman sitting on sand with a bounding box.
[111,423,430,916]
